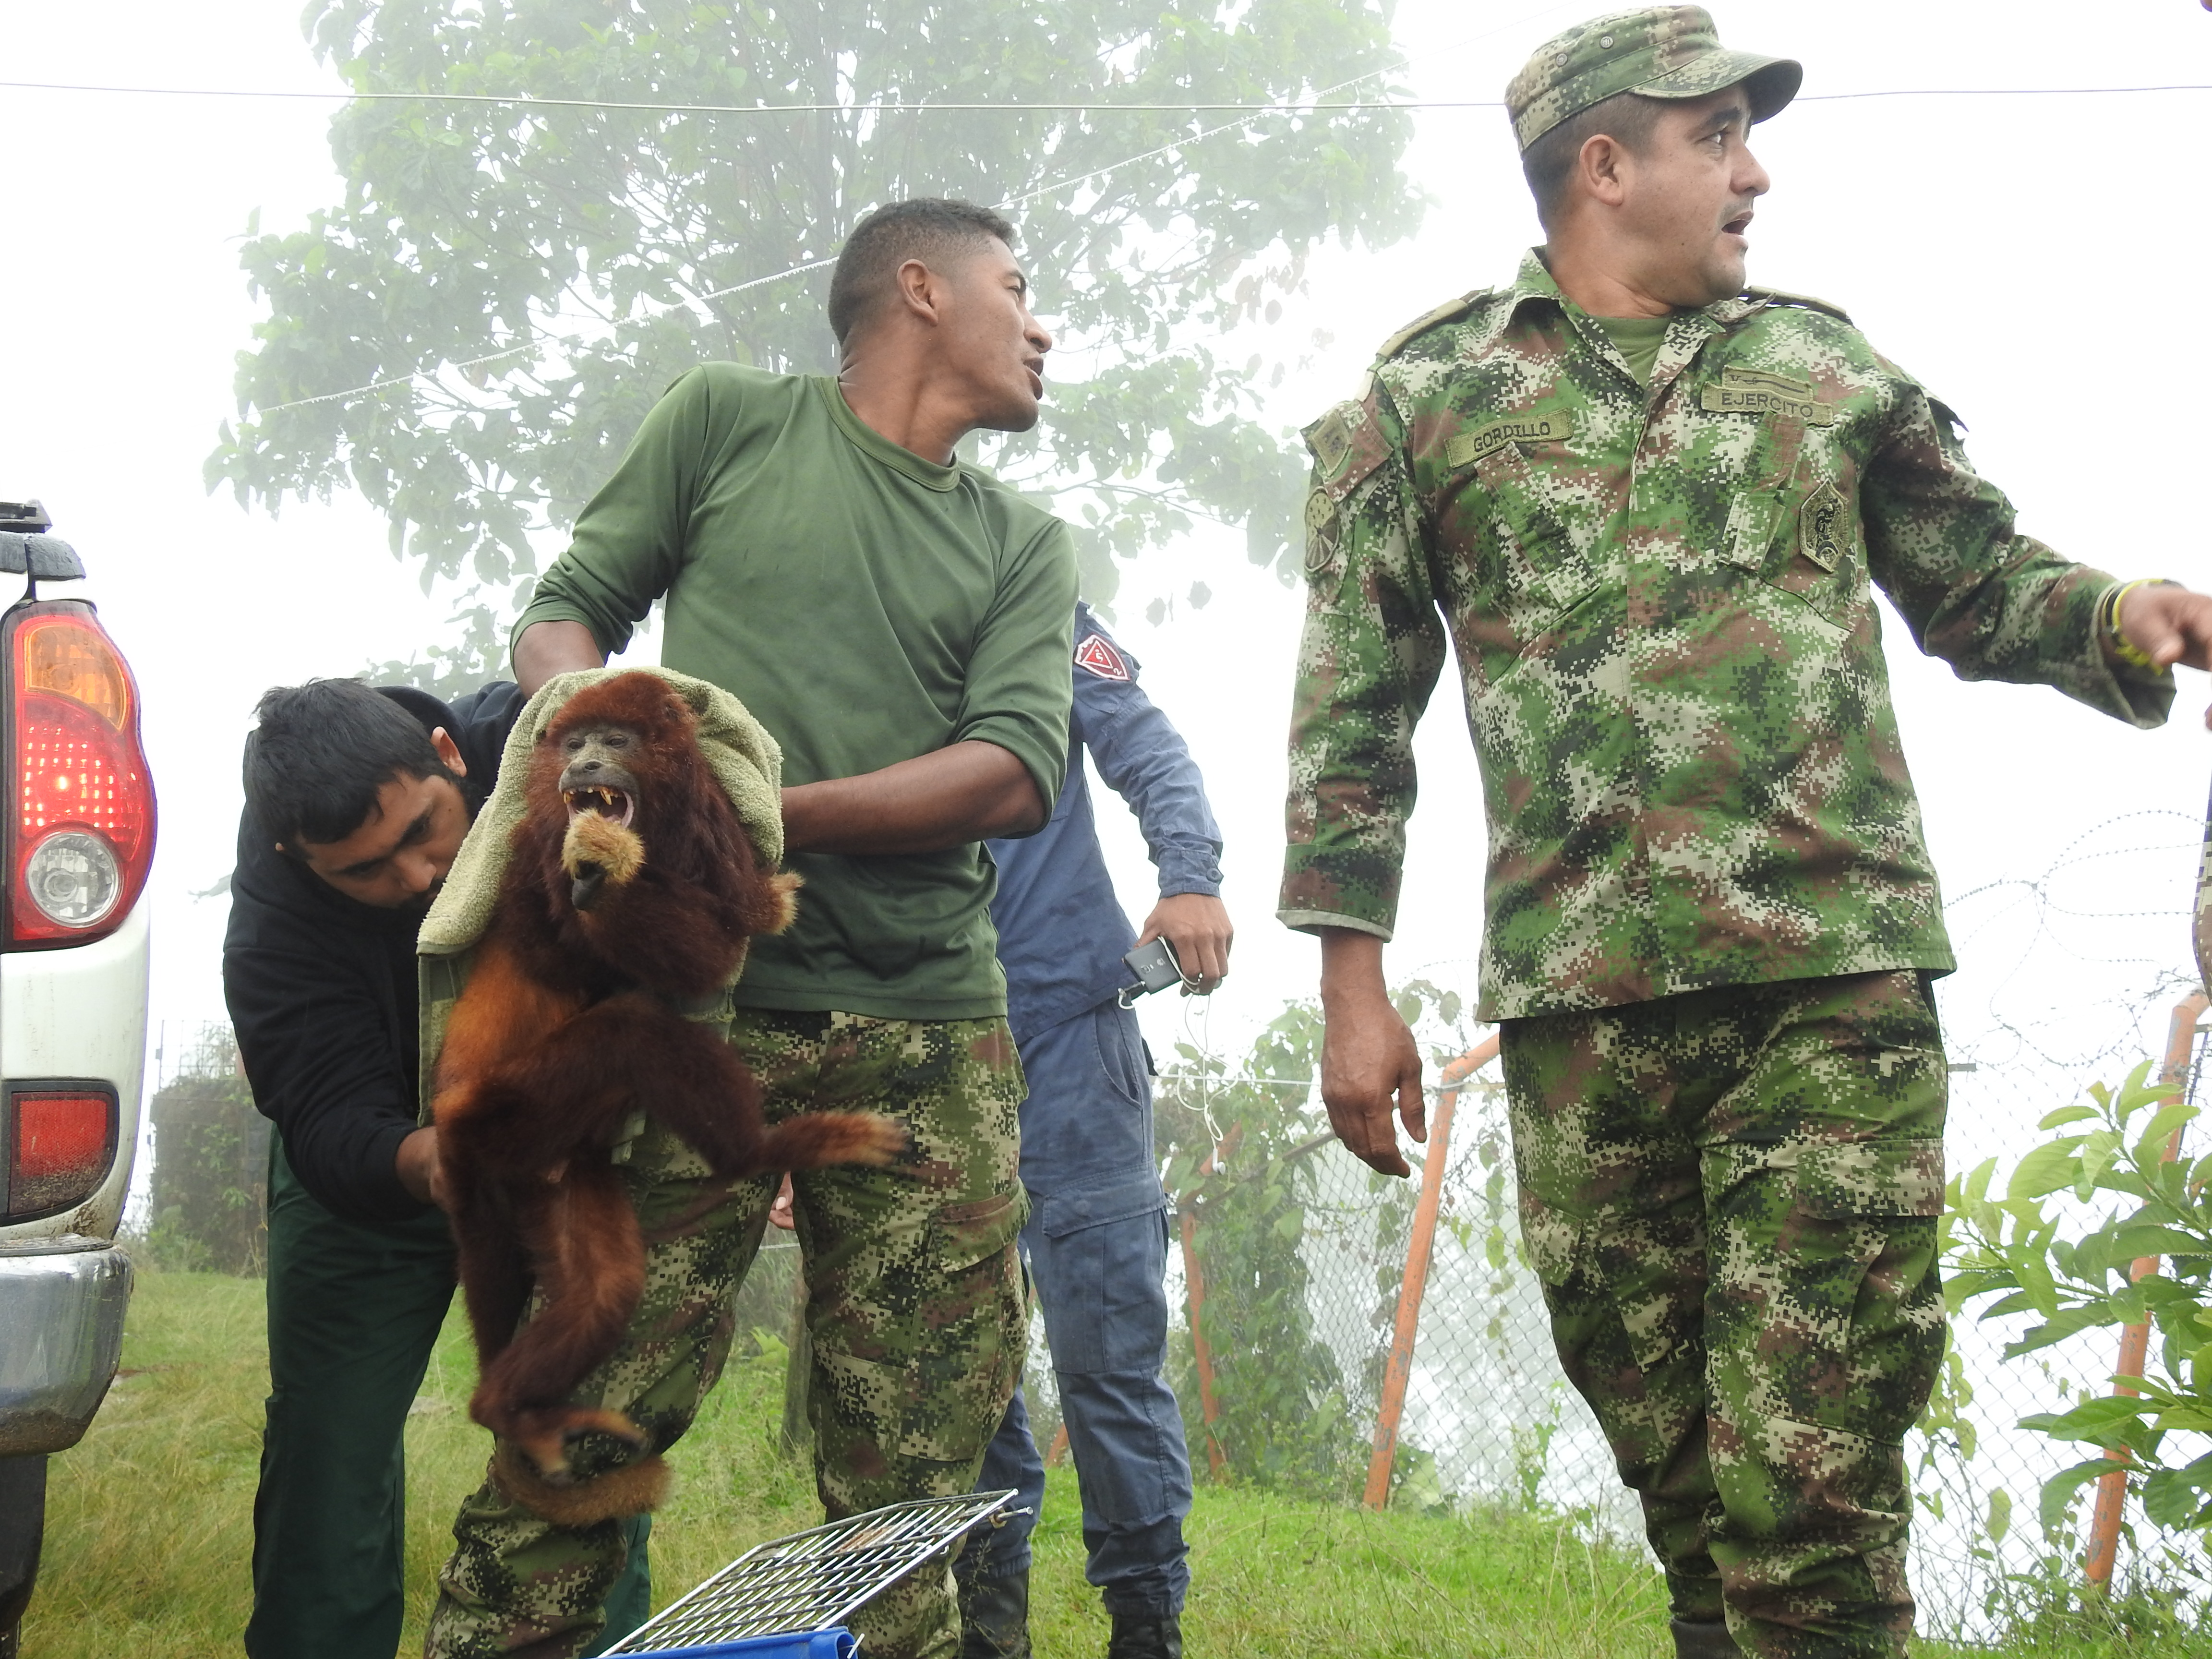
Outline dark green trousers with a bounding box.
[249,1142,651,1659]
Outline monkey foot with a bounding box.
[498,1406,650,1486]
[493,1442,671,1525]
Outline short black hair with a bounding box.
[243,679,451,854]
[827,198,1018,346]
[1521,91,1667,230]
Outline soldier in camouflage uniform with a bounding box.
[429,1013,1029,1659]
[426,199,1078,1659]
[1280,10,2212,1659]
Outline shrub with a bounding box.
[1940,1059,2212,1546]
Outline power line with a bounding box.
[253,46,1430,417]
[0,80,1441,112]
[230,37,2212,420]
[261,257,840,413]
[246,0,1591,416]
[8,79,2212,114]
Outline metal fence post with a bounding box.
[2083,988,2205,1587]
[1361,1034,1502,1510]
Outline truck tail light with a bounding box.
[4,1081,118,1221]
[4,603,156,947]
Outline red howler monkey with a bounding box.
[432,673,902,1499]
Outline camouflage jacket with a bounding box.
[1279,250,2173,1021]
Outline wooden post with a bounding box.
[1178,1142,1227,1477]
[2084,989,2205,1585]
[1362,1034,1503,1511]
[780,1256,812,1458]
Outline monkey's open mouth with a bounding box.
[563,786,635,828]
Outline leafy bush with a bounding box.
[1940,1060,2212,1545]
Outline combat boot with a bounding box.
[1669,1617,1739,1657]
[1106,1611,1182,1659]
[957,1567,1031,1659]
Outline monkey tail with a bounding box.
[757,1111,908,1172]
[639,1114,908,1245]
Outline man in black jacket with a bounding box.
[223,677,647,1659]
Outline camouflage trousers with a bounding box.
[1501,971,1947,1659]
[424,1010,1030,1659]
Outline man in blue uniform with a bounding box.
[960,602,1230,1659]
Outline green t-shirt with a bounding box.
[1595,313,1673,385]
[516,364,1079,1021]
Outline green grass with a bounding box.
[21,1270,2208,1658]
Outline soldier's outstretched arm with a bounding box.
[1317,928,1426,1179]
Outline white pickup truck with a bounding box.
[0,501,156,1657]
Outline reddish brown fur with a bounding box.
[432,673,903,1496]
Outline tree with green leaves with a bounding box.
[208,0,1421,691]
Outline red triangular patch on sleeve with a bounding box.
[1073,633,1131,682]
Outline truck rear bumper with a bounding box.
[0,1238,130,1456]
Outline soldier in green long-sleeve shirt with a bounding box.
[1284,11,2212,1659]
[424,198,1078,1659]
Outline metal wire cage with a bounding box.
[605,1491,1021,1655]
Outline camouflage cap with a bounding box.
[1506,6,1802,152]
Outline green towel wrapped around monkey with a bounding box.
[416,666,786,1118]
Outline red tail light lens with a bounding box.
[4,1082,118,1220]
[5,604,156,947]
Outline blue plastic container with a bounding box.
[622,1630,856,1659]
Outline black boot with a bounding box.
[958,1567,1031,1659]
[1669,1617,1739,1658]
[1106,1611,1183,1659]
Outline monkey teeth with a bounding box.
[562,786,636,828]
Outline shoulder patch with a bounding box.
[1074,632,1132,683]
[1743,286,1853,324]
[1372,288,1491,363]
[1302,399,1392,503]
[1305,401,1361,478]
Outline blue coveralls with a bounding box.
[956,603,1222,1616]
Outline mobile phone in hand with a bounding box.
[1121,937,1183,998]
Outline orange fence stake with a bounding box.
[1362,1034,1503,1510]
[1178,1139,1230,1477]
[2083,989,2205,1586]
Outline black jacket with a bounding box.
[222,683,523,1224]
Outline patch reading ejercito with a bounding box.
[1698,383,1836,427]
[1443,410,1574,470]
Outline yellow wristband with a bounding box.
[2105,577,2176,670]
